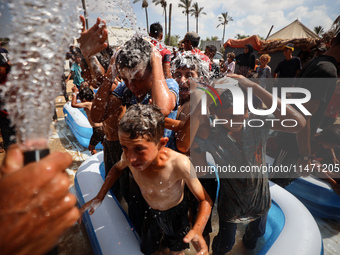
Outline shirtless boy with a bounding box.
[79,104,212,255]
[71,86,104,154]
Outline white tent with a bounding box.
[267,19,320,40]
[107,27,135,48]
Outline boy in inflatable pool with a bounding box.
[71,85,104,155]
[78,104,212,255]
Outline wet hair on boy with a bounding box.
[118,104,164,144]
[172,52,210,78]
[116,37,152,73]
[78,86,94,102]
[149,22,163,39]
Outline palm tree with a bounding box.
[217,12,233,45]
[133,0,150,33]
[178,0,192,32]
[152,0,167,37]
[314,26,324,36]
[190,2,206,34]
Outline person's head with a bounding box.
[205,45,217,60]
[116,37,152,96]
[315,124,340,149]
[283,43,294,59]
[244,44,254,54]
[149,22,163,40]
[259,54,271,66]
[172,52,209,103]
[78,86,94,102]
[118,104,167,170]
[181,32,200,51]
[209,88,248,133]
[227,52,235,63]
[75,54,82,64]
[0,53,10,81]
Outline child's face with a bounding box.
[119,131,160,171]
[173,67,199,103]
[75,57,81,64]
[118,67,152,97]
[214,107,249,133]
[260,57,268,66]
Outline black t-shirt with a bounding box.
[275,55,338,153]
[274,56,302,78]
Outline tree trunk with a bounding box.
[187,12,189,32]
[168,3,172,45]
[81,0,89,29]
[222,23,226,45]
[145,7,149,34]
[196,17,198,33]
[164,7,167,38]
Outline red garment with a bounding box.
[151,39,171,63]
[190,48,212,71]
[325,93,340,118]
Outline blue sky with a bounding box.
[1,0,339,42]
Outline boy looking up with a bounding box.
[79,104,212,255]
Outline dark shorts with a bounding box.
[103,139,122,176]
[141,197,190,255]
[89,126,105,147]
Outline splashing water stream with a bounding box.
[2,0,81,152]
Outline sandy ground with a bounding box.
[1,80,339,255]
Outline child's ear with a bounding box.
[158,137,168,149]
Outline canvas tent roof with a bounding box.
[107,27,135,48]
[267,19,320,40]
[223,35,263,51]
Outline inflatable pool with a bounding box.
[63,101,103,150]
[75,152,323,255]
[285,176,340,220]
[75,152,142,255]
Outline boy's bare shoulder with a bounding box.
[167,148,190,168]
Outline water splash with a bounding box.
[2,0,81,150]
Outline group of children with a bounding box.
[67,15,340,255]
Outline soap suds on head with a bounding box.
[116,36,151,83]
[171,51,210,79]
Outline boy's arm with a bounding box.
[90,55,122,123]
[65,71,73,84]
[78,158,127,223]
[150,46,176,117]
[229,74,306,133]
[180,157,212,254]
[70,86,89,109]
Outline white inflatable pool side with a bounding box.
[63,101,103,150]
[75,152,322,255]
[75,152,142,255]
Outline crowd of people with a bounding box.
[0,14,340,255]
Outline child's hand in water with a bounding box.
[183,230,209,255]
[77,197,102,224]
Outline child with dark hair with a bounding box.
[169,52,216,249]
[65,53,85,89]
[149,22,172,79]
[79,104,212,255]
[71,85,104,155]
